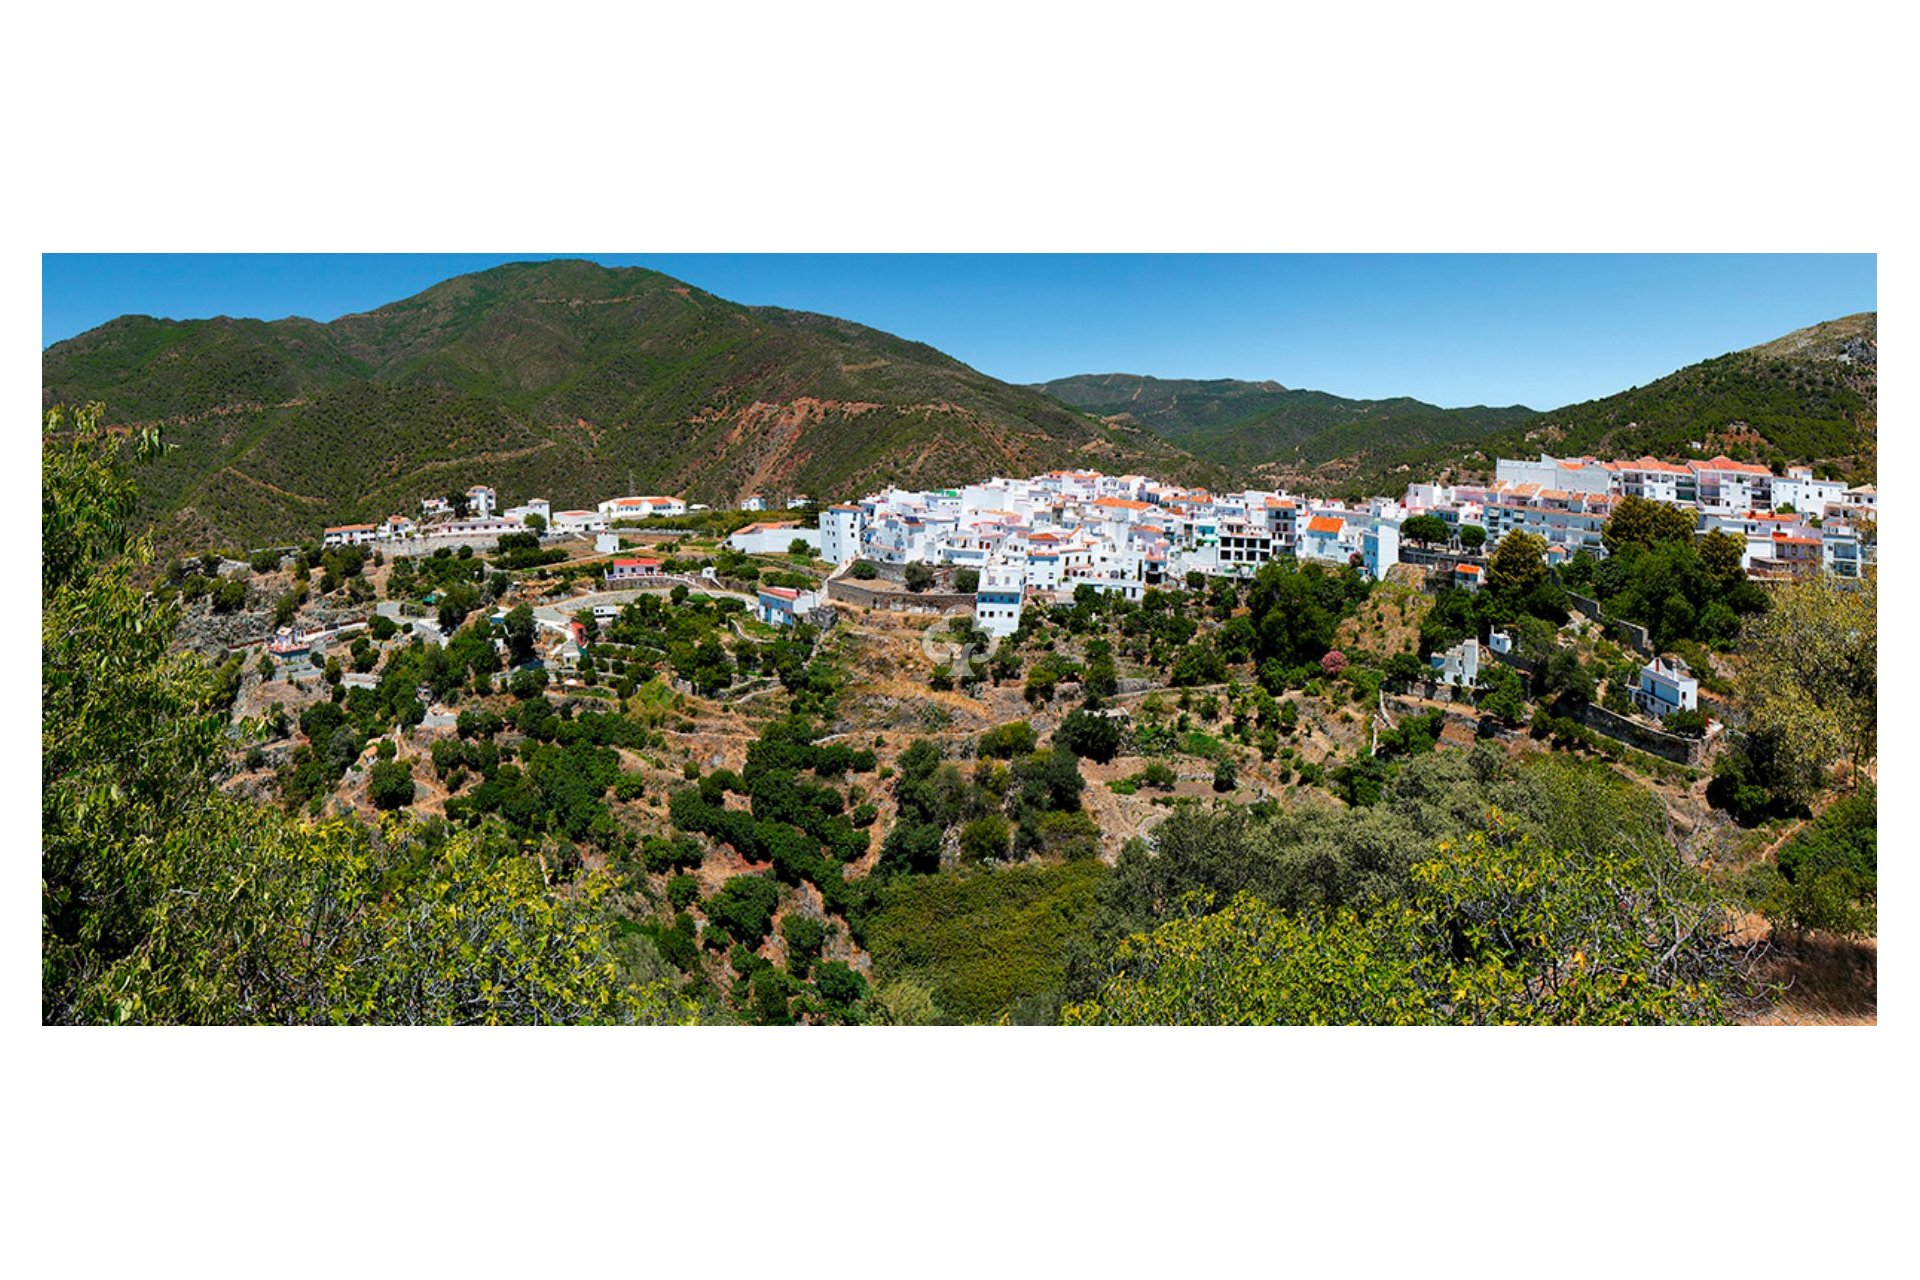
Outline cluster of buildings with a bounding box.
[324,485,695,549]
[814,455,1874,640]
[1426,629,1700,732]
[817,471,1412,638]
[1422,454,1876,581]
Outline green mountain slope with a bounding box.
[1034,373,1533,493]
[1480,312,1877,480]
[43,260,1217,550]
[1040,312,1876,492]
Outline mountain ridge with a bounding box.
[1032,371,1537,495]
[43,260,1218,549]
[43,261,1877,551]
[1038,312,1876,492]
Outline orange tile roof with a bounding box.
[1623,456,1690,475]
[1093,496,1153,511]
[1694,455,1771,476]
[1306,515,1344,534]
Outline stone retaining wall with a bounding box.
[1576,703,1711,765]
[1567,590,1651,654]
[826,577,975,613]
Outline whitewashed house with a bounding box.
[604,557,665,585]
[323,522,380,547]
[728,521,820,556]
[757,586,822,627]
[550,509,609,535]
[1634,656,1698,719]
[1430,637,1481,688]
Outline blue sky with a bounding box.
[42,254,1875,410]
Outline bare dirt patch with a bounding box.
[1744,935,1877,1025]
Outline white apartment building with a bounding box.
[820,505,865,565]
[973,562,1026,638]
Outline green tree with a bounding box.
[1066,821,1750,1025]
[1056,709,1122,763]
[1457,524,1487,550]
[1602,496,1700,554]
[979,720,1039,759]
[1734,573,1876,808]
[814,960,868,1008]
[1477,663,1528,727]
[1487,530,1548,597]
[1757,788,1876,938]
[1401,513,1450,547]
[367,759,417,810]
[959,814,1013,862]
[903,563,935,593]
[705,875,782,946]
[1246,559,1359,671]
[1698,528,1745,590]
[211,577,248,614]
[503,603,537,665]
[781,914,830,978]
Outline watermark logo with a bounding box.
[921,614,990,677]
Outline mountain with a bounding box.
[42,260,1218,550]
[1033,373,1534,494]
[1482,312,1877,481]
[1039,312,1877,492]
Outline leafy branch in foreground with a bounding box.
[1065,815,1760,1026]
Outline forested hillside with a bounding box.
[1479,312,1877,481]
[42,260,1217,550]
[1040,313,1875,491]
[1034,373,1533,494]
